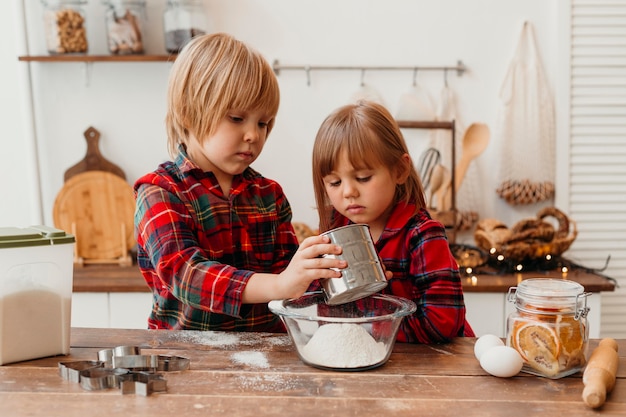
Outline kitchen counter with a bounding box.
[72,264,617,293]
[71,264,616,335]
[1,328,624,416]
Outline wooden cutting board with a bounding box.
[53,170,135,265]
[64,127,126,181]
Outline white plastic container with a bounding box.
[0,226,75,365]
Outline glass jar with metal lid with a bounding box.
[102,0,146,55]
[41,0,88,54]
[163,0,208,54]
[506,278,590,379]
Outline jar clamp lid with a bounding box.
[507,278,590,320]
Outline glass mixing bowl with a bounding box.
[268,291,416,371]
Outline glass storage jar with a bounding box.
[163,0,208,54]
[506,278,590,379]
[41,0,88,54]
[102,0,146,55]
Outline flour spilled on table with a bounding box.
[174,331,240,347]
[231,351,270,368]
[172,330,291,348]
[301,323,387,368]
[235,373,297,392]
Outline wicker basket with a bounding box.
[474,207,577,262]
[500,219,577,261]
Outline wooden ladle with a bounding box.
[454,123,490,192]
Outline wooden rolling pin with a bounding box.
[582,338,619,408]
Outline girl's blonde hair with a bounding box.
[165,33,280,157]
[312,101,426,232]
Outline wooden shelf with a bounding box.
[396,120,455,130]
[18,54,177,63]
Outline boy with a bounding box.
[134,33,344,331]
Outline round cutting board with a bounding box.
[53,171,136,261]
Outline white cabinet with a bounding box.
[464,293,507,337]
[464,292,602,339]
[71,292,152,329]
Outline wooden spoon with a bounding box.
[435,166,451,211]
[454,123,490,192]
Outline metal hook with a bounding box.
[305,65,311,87]
[84,62,93,87]
[360,68,366,87]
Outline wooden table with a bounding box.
[1,328,624,416]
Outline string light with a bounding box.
[456,248,565,276]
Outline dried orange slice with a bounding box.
[555,315,585,356]
[514,323,561,376]
[525,346,560,377]
[515,323,560,358]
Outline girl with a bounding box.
[312,100,474,343]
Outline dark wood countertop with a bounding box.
[462,267,616,293]
[74,265,615,293]
[1,328,625,416]
[73,264,148,292]
[73,264,616,294]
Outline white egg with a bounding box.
[479,345,524,378]
[474,334,504,361]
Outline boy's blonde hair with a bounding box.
[165,33,280,157]
[312,101,426,232]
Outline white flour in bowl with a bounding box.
[300,323,387,368]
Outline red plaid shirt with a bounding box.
[334,202,475,343]
[134,147,298,332]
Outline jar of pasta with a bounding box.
[163,0,208,54]
[41,0,88,54]
[102,0,146,55]
[506,278,590,379]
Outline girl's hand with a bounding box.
[276,234,346,299]
[242,235,392,304]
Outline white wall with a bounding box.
[2,1,38,226]
[3,0,559,241]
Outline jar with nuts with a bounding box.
[103,0,146,55]
[41,0,89,54]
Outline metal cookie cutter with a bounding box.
[113,354,159,370]
[112,354,190,372]
[113,346,141,356]
[58,361,104,383]
[120,371,167,396]
[79,367,130,391]
[57,345,189,396]
[97,349,113,365]
[156,355,191,372]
